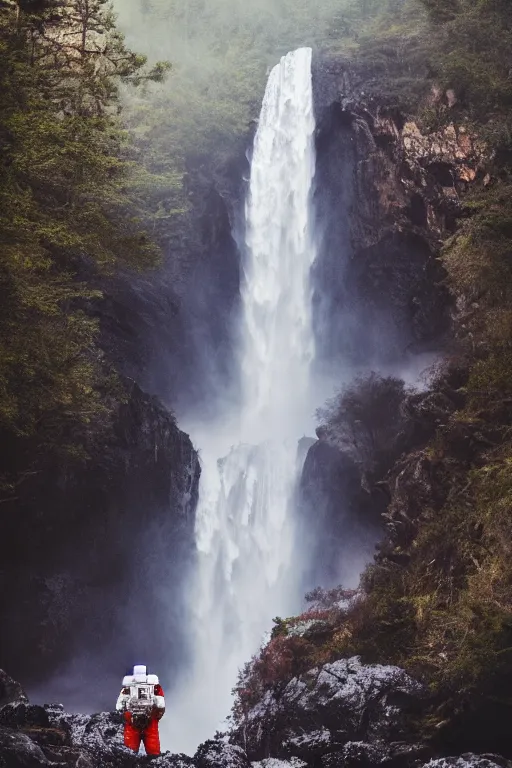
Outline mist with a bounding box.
[158,47,319,753]
[112,0,387,174]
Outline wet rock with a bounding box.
[0,702,49,729]
[149,755,195,768]
[285,729,335,757]
[0,672,196,768]
[320,740,430,768]
[253,759,307,768]
[298,439,383,590]
[195,739,251,768]
[232,657,424,761]
[0,670,27,710]
[321,741,390,768]
[44,707,155,766]
[19,727,69,748]
[1,702,188,766]
[45,708,124,754]
[422,757,512,768]
[0,726,51,768]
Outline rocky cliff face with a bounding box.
[311,57,486,370]
[298,57,487,589]
[231,656,426,763]
[0,382,200,705]
[99,155,246,417]
[0,142,247,700]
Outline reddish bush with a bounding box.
[232,588,367,724]
[289,608,332,625]
[255,634,311,687]
[232,634,311,718]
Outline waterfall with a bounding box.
[164,47,317,754]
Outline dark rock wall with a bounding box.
[99,158,247,419]
[0,382,200,707]
[0,148,246,700]
[311,59,455,374]
[311,102,360,368]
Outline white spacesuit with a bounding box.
[116,664,165,755]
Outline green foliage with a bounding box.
[440,180,512,420]
[417,0,512,146]
[354,443,512,710]
[0,1,170,457]
[115,0,427,176]
[419,0,459,23]
[113,0,512,200]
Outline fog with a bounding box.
[112,0,371,168]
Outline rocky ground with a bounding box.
[1,665,509,768]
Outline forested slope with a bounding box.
[0,0,200,691]
[0,0,175,469]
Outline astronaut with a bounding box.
[116,664,165,756]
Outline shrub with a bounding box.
[316,373,412,479]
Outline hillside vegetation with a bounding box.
[0,0,176,482]
[115,0,425,181]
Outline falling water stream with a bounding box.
[165,47,317,754]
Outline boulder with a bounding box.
[148,755,195,768]
[0,727,51,768]
[232,657,424,761]
[195,739,251,768]
[253,760,307,768]
[321,741,391,768]
[0,702,49,730]
[421,757,512,768]
[45,708,127,755]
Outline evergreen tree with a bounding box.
[0,0,170,458]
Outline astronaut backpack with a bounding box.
[123,665,158,730]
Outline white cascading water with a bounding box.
[164,47,317,754]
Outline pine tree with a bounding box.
[0,0,171,458]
